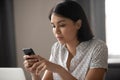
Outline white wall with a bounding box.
[13,0,60,79]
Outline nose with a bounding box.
[54,27,61,34]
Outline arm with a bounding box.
[39,61,77,80]
[56,65,77,80]
[41,70,53,80]
[42,62,106,80]
[85,41,108,80]
[24,55,77,80]
[85,68,106,80]
[31,73,41,80]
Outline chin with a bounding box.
[58,41,65,45]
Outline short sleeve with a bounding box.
[90,41,108,69]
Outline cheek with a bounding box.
[69,26,77,34]
[52,28,55,35]
[63,27,77,38]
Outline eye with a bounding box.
[52,25,55,28]
[51,24,55,28]
[59,24,66,27]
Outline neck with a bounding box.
[65,40,80,56]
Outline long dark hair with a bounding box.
[49,1,94,42]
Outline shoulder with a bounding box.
[89,38,108,60]
[89,38,108,69]
[86,38,108,58]
[89,38,108,49]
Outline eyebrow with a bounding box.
[51,19,66,25]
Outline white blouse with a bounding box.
[49,38,108,80]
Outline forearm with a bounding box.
[31,73,41,80]
[56,66,77,80]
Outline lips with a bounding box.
[57,36,62,38]
[56,36,63,40]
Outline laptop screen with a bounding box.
[0,68,26,80]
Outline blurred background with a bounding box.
[0,0,120,80]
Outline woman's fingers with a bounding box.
[23,54,49,75]
[24,58,38,67]
[23,55,41,69]
[27,58,38,62]
[23,55,37,60]
[23,55,44,62]
[28,59,45,72]
[29,61,40,72]
[36,65,47,75]
[36,61,47,75]
[23,58,39,73]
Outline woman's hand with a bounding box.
[23,55,77,80]
[30,55,60,75]
[23,55,38,73]
[23,55,60,75]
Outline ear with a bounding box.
[76,19,82,29]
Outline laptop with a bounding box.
[0,68,26,80]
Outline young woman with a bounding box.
[23,1,108,80]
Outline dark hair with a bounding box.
[49,1,94,42]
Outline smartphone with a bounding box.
[22,48,35,55]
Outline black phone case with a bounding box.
[22,48,35,55]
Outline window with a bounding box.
[105,0,120,62]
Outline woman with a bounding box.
[23,1,108,80]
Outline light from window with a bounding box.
[105,0,120,57]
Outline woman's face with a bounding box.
[51,14,81,44]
